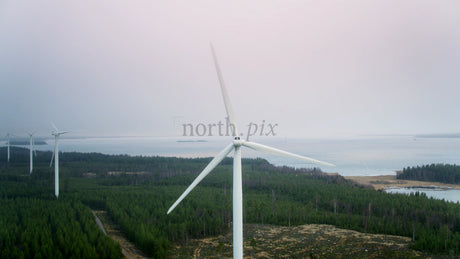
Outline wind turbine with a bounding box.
[27,132,37,174]
[167,44,335,258]
[5,133,10,163]
[50,123,68,198]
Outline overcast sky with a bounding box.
[1,0,459,139]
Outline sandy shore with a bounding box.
[345,174,460,190]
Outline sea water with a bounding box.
[386,187,460,203]
[26,135,460,177]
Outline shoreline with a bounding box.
[344,174,460,190]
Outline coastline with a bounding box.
[344,174,460,190]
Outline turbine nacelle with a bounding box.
[52,131,68,137]
[51,122,68,137]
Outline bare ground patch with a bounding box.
[345,175,460,190]
[169,224,437,258]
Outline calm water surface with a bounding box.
[385,187,460,203]
[26,135,460,177]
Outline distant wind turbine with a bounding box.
[50,123,68,198]
[5,133,10,163]
[167,44,335,258]
[27,132,36,174]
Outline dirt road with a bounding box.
[92,210,148,259]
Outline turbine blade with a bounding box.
[51,122,59,132]
[210,43,239,137]
[50,150,55,167]
[242,141,335,167]
[167,143,234,214]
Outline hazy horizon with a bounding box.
[1,1,459,139]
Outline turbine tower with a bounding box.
[27,132,36,174]
[50,123,67,198]
[6,133,10,163]
[167,44,335,258]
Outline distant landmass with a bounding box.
[9,140,48,145]
[415,133,460,138]
[176,140,208,143]
[397,164,460,184]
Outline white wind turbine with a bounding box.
[167,44,335,258]
[49,123,68,198]
[27,132,37,174]
[5,133,10,163]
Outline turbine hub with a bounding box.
[233,137,243,147]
